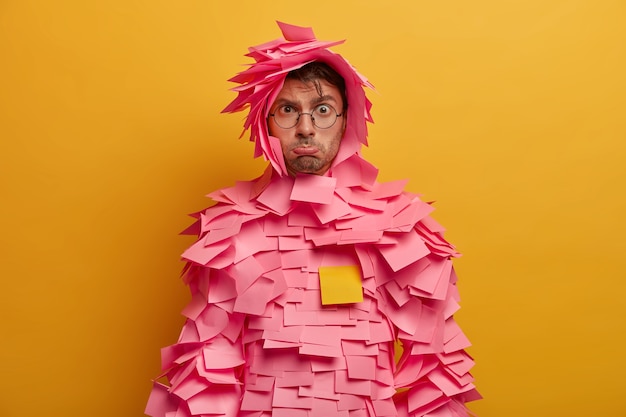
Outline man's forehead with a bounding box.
[274,79,342,105]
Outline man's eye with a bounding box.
[316,105,331,115]
[280,105,295,114]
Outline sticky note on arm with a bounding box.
[319,265,364,305]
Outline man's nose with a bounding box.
[295,113,316,135]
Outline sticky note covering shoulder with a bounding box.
[319,265,364,305]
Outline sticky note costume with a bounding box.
[146,22,480,417]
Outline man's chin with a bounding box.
[288,157,326,176]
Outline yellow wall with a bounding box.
[1,1,625,416]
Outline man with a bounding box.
[146,22,480,417]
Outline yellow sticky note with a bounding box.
[319,265,363,305]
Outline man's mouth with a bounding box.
[292,146,319,155]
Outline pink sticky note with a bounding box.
[204,245,236,270]
[233,221,276,263]
[288,204,323,227]
[371,179,409,199]
[346,355,377,380]
[234,277,275,315]
[202,338,244,369]
[300,325,342,346]
[181,291,207,321]
[339,319,371,341]
[393,257,431,291]
[277,21,316,41]
[182,238,230,266]
[372,399,397,416]
[275,371,315,387]
[339,188,387,211]
[290,174,337,204]
[392,198,434,229]
[378,230,430,272]
[297,371,339,400]
[247,310,282,331]
[279,235,314,251]
[408,263,450,301]
[228,255,265,294]
[367,320,393,345]
[316,309,358,326]
[414,303,440,343]
[407,381,444,412]
[281,249,310,269]
[240,389,273,411]
[254,249,282,271]
[257,175,295,216]
[410,395,449,417]
[170,374,206,401]
[310,356,347,372]
[312,196,353,224]
[195,305,228,341]
[383,280,411,307]
[341,340,379,356]
[263,324,303,343]
[444,327,472,354]
[206,269,237,303]
[262,268,289,301]
[263,339,301,349]
[354,246,376,278]
[311,398,350,417]
[296,289,324,311]
[338,229,384,244]
[264,214,304,236]
[304,226,342,246]
[336,210,394,232]
[334,370,371,396]
[187,386,240,415]
[272,408,309,417]
[198,207,233,230]
[427,367,475,397]
[283,269,310,288]
[283,303,319,326]
[244,375,275,392]
[144,382,177,417]
[385,297,422,336]
[299,343,343,358]
[337,393,366,411]
[272,387,314,409]
[446,355,475,378]
[197,368,240,384]
[333,153,379,188]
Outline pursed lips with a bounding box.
[292,146,319,155]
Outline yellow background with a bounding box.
[1,1,625,416]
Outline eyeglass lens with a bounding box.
[272,104,340,129]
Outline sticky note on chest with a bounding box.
[319,265,363,305]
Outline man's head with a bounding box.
[268,62,347,176]
[222,22,374,177]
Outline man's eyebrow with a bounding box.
[272,95,338,108]
[311,95,338,105]
[272,98,297,107]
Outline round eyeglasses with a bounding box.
[269,104,343,129]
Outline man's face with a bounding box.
[268,78,346,176]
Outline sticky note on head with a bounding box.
[318,265,364,305]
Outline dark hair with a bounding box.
[286,62,347,112]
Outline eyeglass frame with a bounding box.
[268,103,343,130]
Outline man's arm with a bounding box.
[145,266,245,417]
[389,258,480,417]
